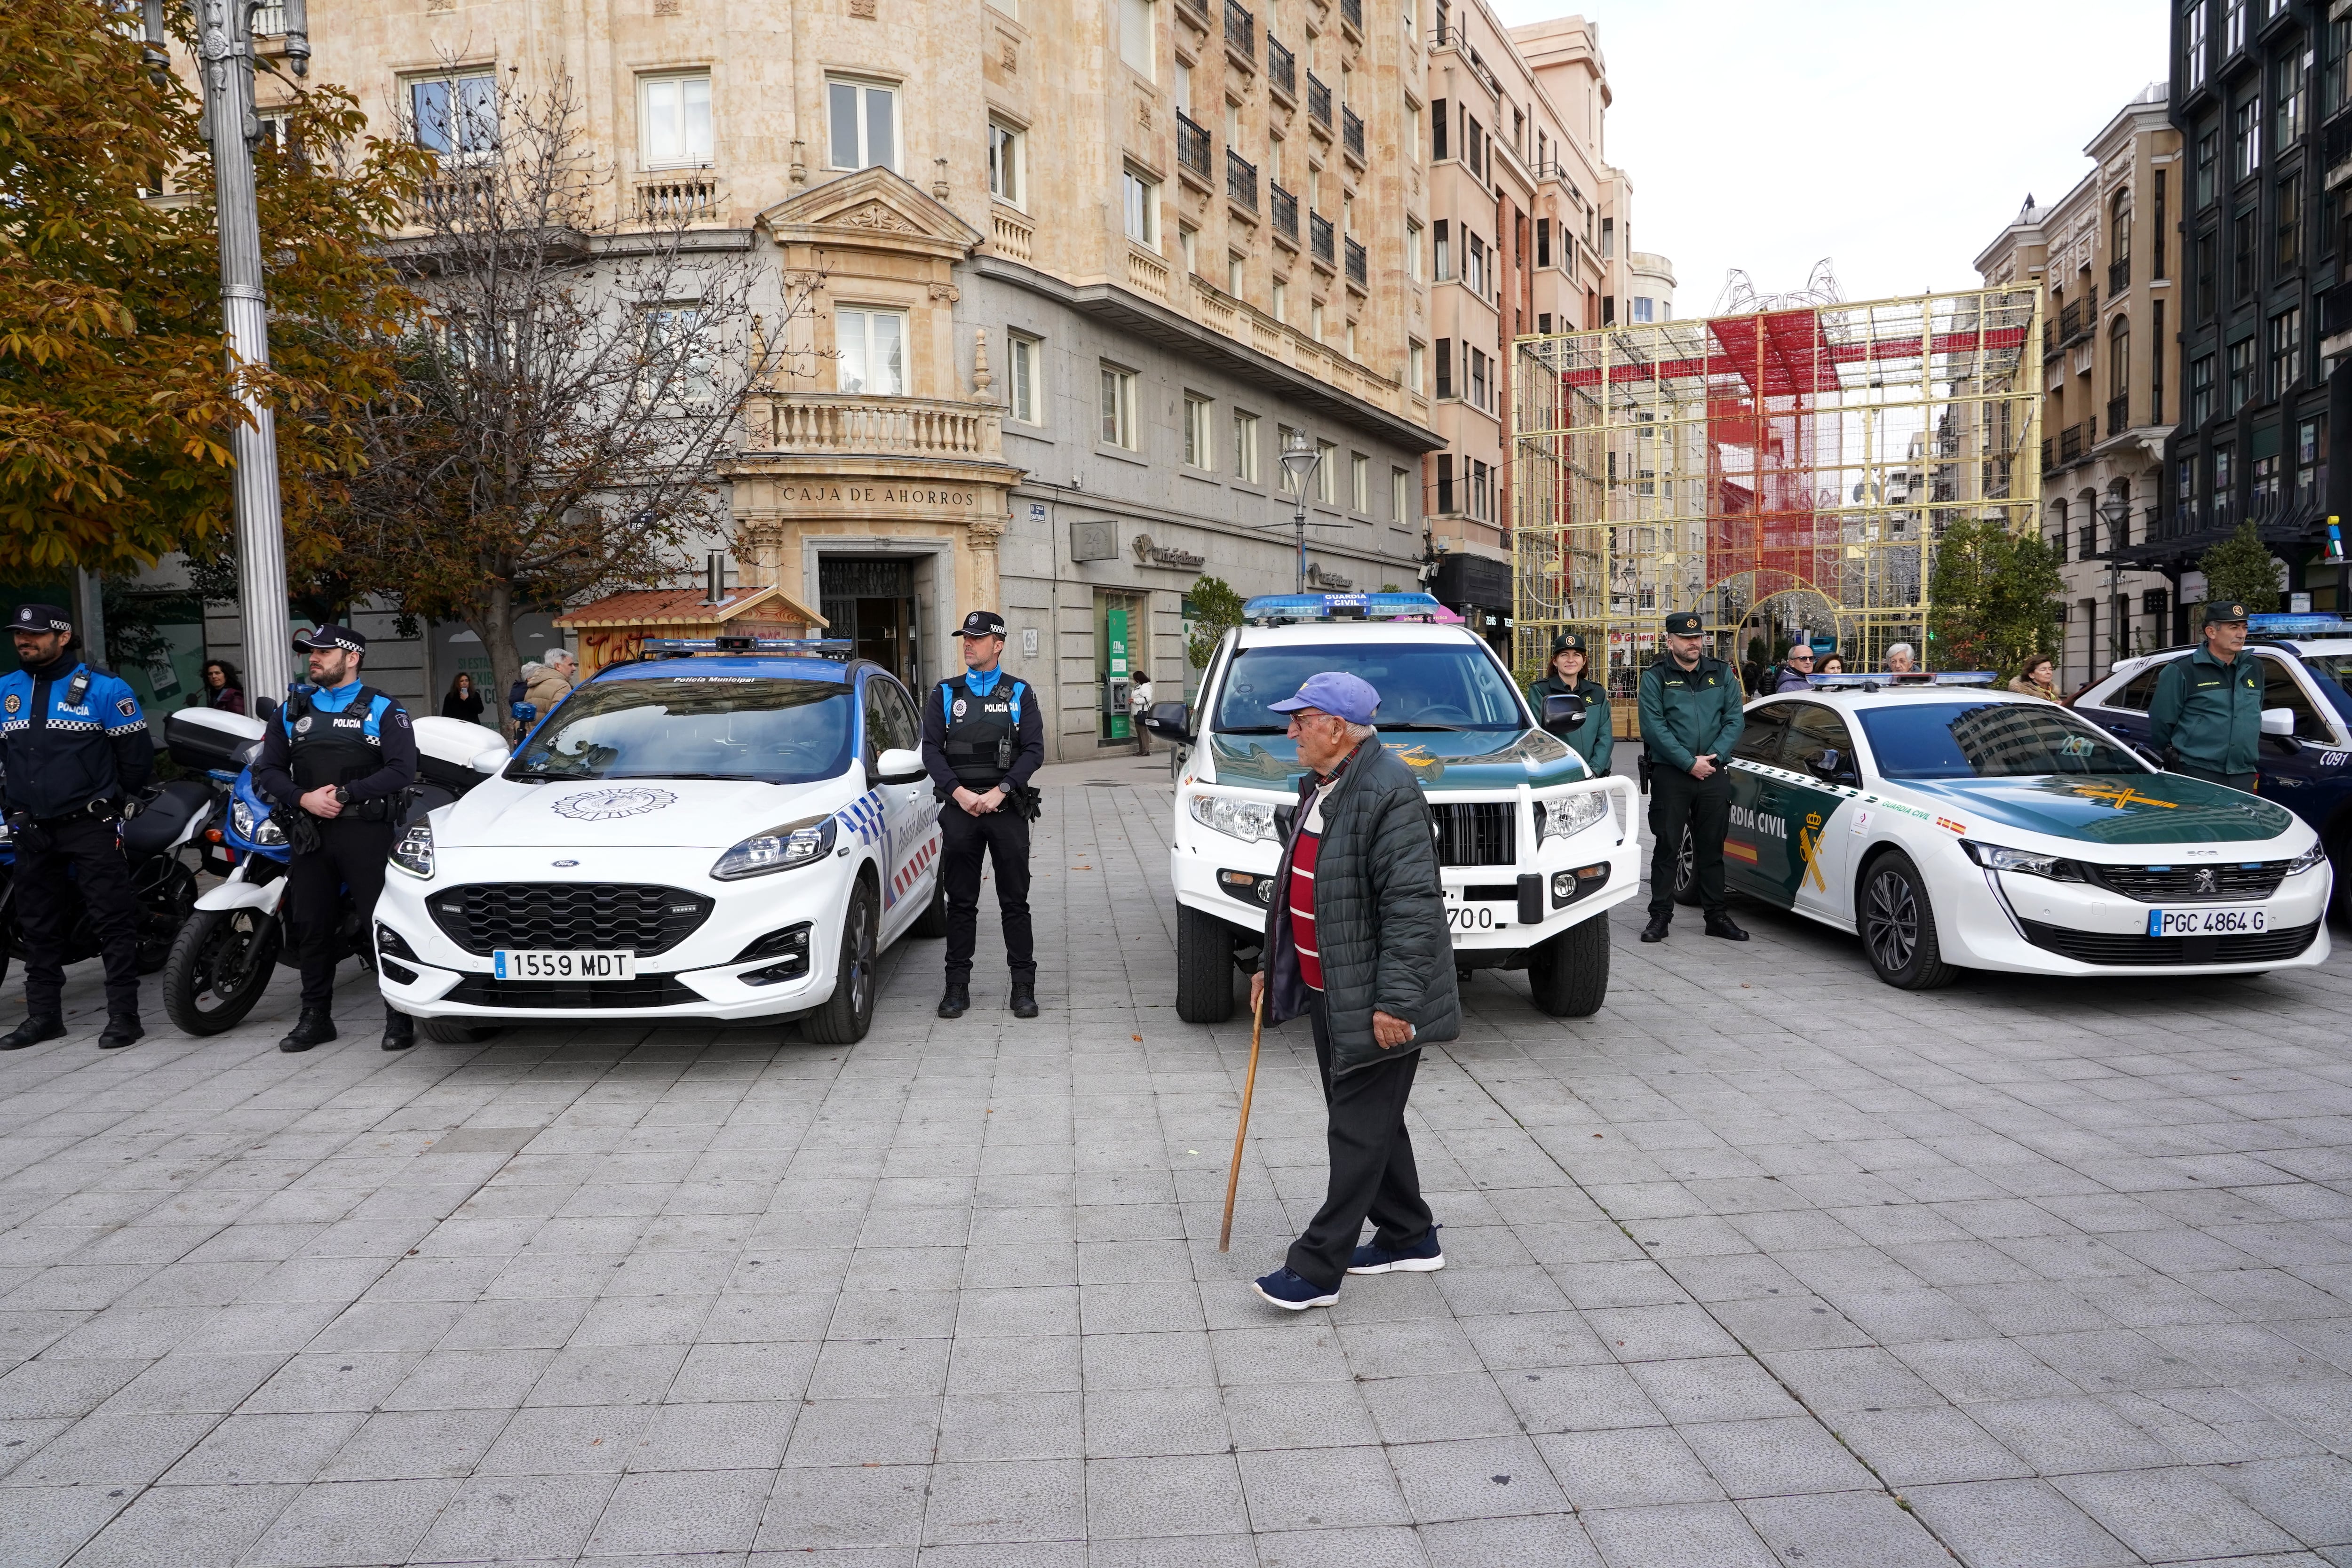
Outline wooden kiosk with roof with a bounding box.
[556,585,831,677]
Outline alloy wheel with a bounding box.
[1864,869,1918,973]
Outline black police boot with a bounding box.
[938,982,970,1019]
[1705,913,1750,942]
[381,1006,415,1051]
[97,1015,143,1050]
[0,1015,65,1051]
[278,1008,338,1053]
[1009,979,1039,1019]
[1639,914,1671,944]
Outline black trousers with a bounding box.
[285,817,394,1008]
[939,802,1033,982]
[1647,764,1732,917]
[15,814,141,1020]
[2174,763,2258,794]
[1286,990,1433,1291]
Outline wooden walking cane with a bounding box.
[1217,989,1267,1252]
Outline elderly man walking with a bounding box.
[1246,672,1460,1311]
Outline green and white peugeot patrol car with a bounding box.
[1149,593,1641,1023]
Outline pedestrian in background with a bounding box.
[1637,611,1748,945]
[2009,655,2061,702]
[1130,668,1154,756]
[440,671,485,724]
[1528,631,1611,774]
[1819,653,1846,676]
[199,659,246,715]
[1247,671,1458,1311]
[1772,641,1817,692]
[2149,601,2262,791]
[1884,643,1917,675]
[523,647,577,722]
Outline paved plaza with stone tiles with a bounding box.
[7,756,2352,1566]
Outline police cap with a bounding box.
[293,624,367,653]
[2202,600,2249,628]
[1662,611,1704,637]
[1550,631,1588,655]
[7,604,71,636]
[958,611,1007,639]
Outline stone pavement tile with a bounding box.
[1457,1309,1612,1370]
[668,1340,817,1404]
[41,1305,214,1361]
[2053,1466,2304,1560]
[704,1290,840,1342]
[1418,1513,1605,1568]
[2214,1454,2352,1546]
[1654,1252,1808,1303]
[919,1458,1084,1545]
[239,1476,460,1567]
[1738,1490,1954,1568]
[0,1474,128,1561]
[1707,1294,1874,1352]
[304,1299,464,1356]
[568,1293,724,1349]
[783,1395,941,1466]
[1946,1281,2117,1336]
[412,1472,618,1562]
[586,1467,776,1556]
[1576,1500,1780,1568]
[1329,1317,1483,1380]
[0,1408,212,1488]
[629,1399,797,1471]
[64,1481,301,1567]
[529,1341,689,1407]
[0,1355,147,1418]
[1357,1371,1519,1445]
[1679,1414,1879,1498]
[1831,1286,1995,1345]
[1757,1346,1945,1413]
[1085,1454,1249,1540]
[2018,1326,2217,1393]
[1082,1536,1254,1568]
[1077,1281,1204,1336]
[477,1404,656,1477]
[951,1332,1081,1394]
[1551,1260,1694,1310]
[1888,1337,2078,1404]
[954,1287,1078,1339]
[1080,1385,1220,1458]
[1503,1361,1668,1435]
[381,1346,556,1411]
[239,1351,419,1415]
[915,1542,1084,1568]
[1584,1303,1745,1362]
[316,1406,509,1481]
[1388,1433,1565,1523]
[1627,1355,1803,1424]
[1832,1407,2034,1486]
[807,1338,951,1401]
[1537,1422,1725,1513]
[755,1463,927,1552]
[159,1410,364,1485]
[0,1417,70,1480]
[1235,1444,1410,1531]
[437,1293,594,1350]
[1905,1478,2140,1568]
[1219,1380,1379,1452]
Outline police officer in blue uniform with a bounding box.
[922,611,1045,1020]
[252,626,420,1053]
[0,604,152,1050]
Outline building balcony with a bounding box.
[1267,35,1296,100]
[1224,0,1255,63]
[990,204,1034,263]
[1226,149,1259,212]
[2108,256,2130,296]
[1344,235,1367,288]
[744,392,1004,462]
[2107,393,2130,435]
[1339,0,1363,34]
[1128,247,1173,302]
[1342,106,1365,166]
[1270,182,1298,245]
[1176,112,1213,184]
[2058,420,2089,465]
[636,172,721,225]
[1307,73,1332,130]
[1174,0,1208,23]
[253,0,286,32]
[1310,210,1335,269]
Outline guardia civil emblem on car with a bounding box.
[550,785,678,820]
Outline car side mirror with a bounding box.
[1542,692,1589,730]
[469,746,509,775]
[876,746,926,785]
[1141,700,1193,745]
[2261,706,2297,738]
[1275,804,1297,842]
[254,695,279,724]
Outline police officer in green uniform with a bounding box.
[2148,600,2264,792]
[1528,631,1612,774]
[1637,611,1748,944]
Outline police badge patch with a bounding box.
[295,716,313,734]
[953,700,968,717]
[115,698,135,718]
[2,695,16,715]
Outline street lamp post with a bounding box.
[145,0,304,706]
[1278,430,1324,594]
[2099,490,2130,667]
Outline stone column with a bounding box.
[965,516,1006,616]
[735,518,788,590]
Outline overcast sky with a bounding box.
[1486,0,2169,313]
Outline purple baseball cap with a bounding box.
[1268,671,1380,724]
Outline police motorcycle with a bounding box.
[160,702,506,1034]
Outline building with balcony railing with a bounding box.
[1270,182,1298,244]
[1225,149,1258,212]
[1176,113,1212,182]
[1309,211,1335,268]
[1306,73,1332,128]
[1346,236,1368,288]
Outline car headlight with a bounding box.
[1534,790,1610,844]
[1190,792,1280,844]
[2287,842,2328,875]
[712,813,838,880]
[1959,840,2085,881]
[390,820,435,879]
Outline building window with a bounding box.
[1407,218,1423,282]
[1631,296,1654,323]
[1310,301,1324,343]
[2277,171,2302,272]
[1600,216,1614,259]
[1351,453,1369,513]
[2191,352,2216,424]
[409,70,498,158]
[1433,220,1451,281]
[1121,169,1159,249]
[1430,98,1448,161]
[1099,364,1137,448]
[1183,393,1214,469]
[1463,231,1487,295]
[643,305,715,404]
[1315,440,1337,504]
[2215,445,2233,505]
[1468,345,1490,411]
[1119,0,1156,78]
[2271,306,2303,395]
[1006,332,1040,424]
[988,119,1024,206]
[2153,171,2169,279]
[2225,0,2245,55]
[2187,0,2209,89]
[2233,205,2255,298]
[2331,13,2352,117]
[2254,452,2280,513]
[2153,301,2166,421]
[1408,340,1425,396]
[2233,93,2261,181]
[640,74,712,167]
[2277,51,2306,148]
[2110,192,2131,278]
[1271,279,1287,323]
[2226,336,2255,413]
[2195,226,2217,316]
[1392,466,1411,523]
[2109,316,2130,424]
[835,308,906,397]
[1434,337,1452,398]
[1469,459,1492,521]
[1436,454,1454,514]
[2300,415,2323,492]
[1232,411,1261,482]
[2195,128,2218,208]
[827,77,897,171]
[1177,225,1197,273]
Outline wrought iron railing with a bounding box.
[1225,0,1255,57]
[1342,106,1365,162]
[1268,35,1295,96]
[1176,113,1212,180]
[1226,148,1258,210]
[1307,73,1332,128]
[1271,183,1298,242]
[1345,236,1367,286]
[1340,0,1362,29]
[1310,211,1335,266]
[2107,394,2130,435]
[2108,256,2130,295]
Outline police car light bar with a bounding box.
[1806,671,2000,689]
[2248,613,2352,636]
[638,637,856,658]
[1242,592,1445,623]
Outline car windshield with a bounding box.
[1213,643,1526,733]
[1857,700,2148,780]
[507,676,853,784]
[2291,653,2352,725]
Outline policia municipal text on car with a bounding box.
[1637,611,1749,944]
[0,603,153,1050]
[2148,600,2263,793]
[253,626,421,1053]
[922,610,1045,1020]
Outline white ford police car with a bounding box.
[372,640,945,1043]
[1672,674,2332,987]
[1150,593,1641,1021]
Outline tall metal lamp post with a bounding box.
[2099,489,2130,667]
[144,0,303,705]
[1278,430,1324,593]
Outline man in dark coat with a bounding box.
[1248,671,1461,1311]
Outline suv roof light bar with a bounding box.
[1242,591,1445,624]
[1805,671,1999,690]
[636,637,856,660]
[2247,614,2352,636]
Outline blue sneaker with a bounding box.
[1348,1224,1444,1275]
[1252,1267,1340,1311]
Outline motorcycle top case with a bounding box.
[121,778,214,858]
[412,716,507,792]
[165,707,267,772]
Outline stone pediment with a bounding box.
[758,167,982,260]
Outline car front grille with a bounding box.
[2084,863,2291,902]
[443,974,700,1009]
[2017,918,2319,967]
[426,883,713,957]
[1431,803,1514,867]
